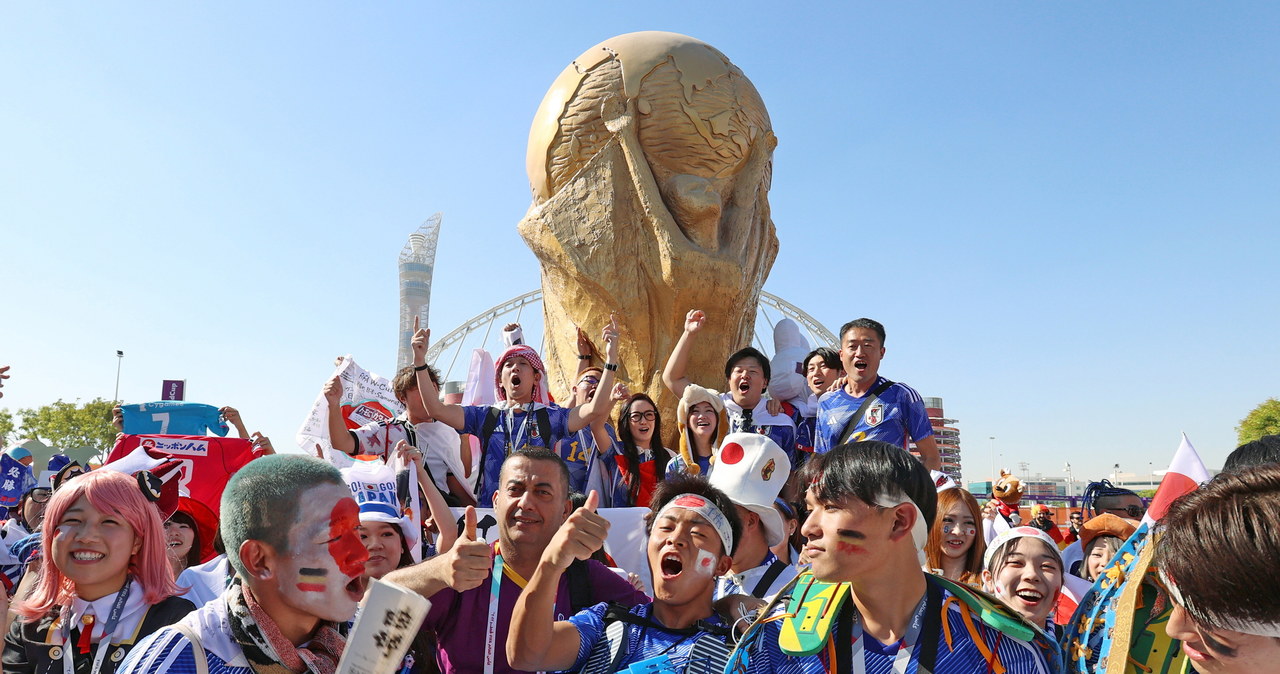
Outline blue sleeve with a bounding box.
[902,388,933,441]
[548,405,571,439]
[460,405,490,436]
[565,602,610,672]
[118,627,201,674]
[749,620,826,674]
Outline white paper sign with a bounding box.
[337,579,430,674]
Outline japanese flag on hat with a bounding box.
[708,433,791,547]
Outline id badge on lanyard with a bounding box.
[848,593,927,674]
[63,578,132,674]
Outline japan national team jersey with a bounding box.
[570,602,821,674]
[461,403,572,508]
[555,424,617,496]
[119,402,229,437]
[721,394,801,464]
[815,377,933,453]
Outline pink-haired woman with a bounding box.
[3,469,194,674]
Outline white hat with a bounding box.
[708,433,791,547]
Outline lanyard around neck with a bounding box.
[484,550,505,674]
[63,578,132,674]
[848,592,928,674]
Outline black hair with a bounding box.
[800,441,937,530]
[1082,480,1141,518]
[167,511,203,568]
[723,347,771,383]
[1223,434,1280,472]
[645,474,743,556]
[501,447,572,499]
[805,347,842,370]
[838,318,886,346]
[616,393,667,505]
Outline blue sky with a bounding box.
[3,3,1277,485]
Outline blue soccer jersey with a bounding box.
[555,424,617,496]
[815,378,932,453]
[461,403,572,507]
[119,402,229,437]
[568,601,822,674]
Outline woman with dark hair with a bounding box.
[610,393,671,507]
[163,496,217,579]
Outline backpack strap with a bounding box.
[476,406,504,494]
[534,407,554,448]
[750,559,789,598]
[566,558,595,615]
[166,622,209,674]
[835,378,895,447]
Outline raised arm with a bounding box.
[395,440,458,555]
[220,406,251,439]
[508,491,610,671]
[661,309,706,399]
[410,316,466,430]
[323,377,358,455]
[568,316,619,433]
[384,506,491,598]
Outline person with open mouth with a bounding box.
[119,455,368,674]
[982,527,1066,638]
[663,309,804,476]
[1158,463,1280,674]
[611,392,672,507]
[664,383,726,479]
[509,475,820,673]
[735,441,1060,673]
[813,318,941,471]
[7,469,194,674]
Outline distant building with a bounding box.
[397,213,442,370]
[922,397,962,481]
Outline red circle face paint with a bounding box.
[328,498,368,577]
[720,442,744,464]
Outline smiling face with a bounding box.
[627,399,657,447]
[494,457,570,553]
[359,521,405,580]
[800,488,898,582]
[805,355,843,397]
[686,402,718,448]
[938,500,976,561]
[164,517,195,564]
[51,495,141,601]
[648,507,730,607]
[727,356,767,406]
[501,356,541,403]
[839,327,885,389]
[982,538,1063,626]
[1084,536,1117,580]
[273,483,368,623]
[1166,604,1280,674]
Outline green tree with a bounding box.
[0,408,14,446]
[16,398,117,454]
[1237,398,1280,446]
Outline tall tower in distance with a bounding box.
[397,213,442,370]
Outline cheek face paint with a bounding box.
[695,549,716,575]
[328,499,367,577]
[297,567,329,592]
[835,541,862,555]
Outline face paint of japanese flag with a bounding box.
[694,548,717,575]
[276,483,369,623]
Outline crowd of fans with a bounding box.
[0,313,1276,674]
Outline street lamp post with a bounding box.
[113,350,124,402]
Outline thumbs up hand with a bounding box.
[444,506,493,591]
[542,490,611,570]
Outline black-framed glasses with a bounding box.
[28,489,52,504]
[628,411,657,422]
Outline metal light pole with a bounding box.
[113,350,124,402]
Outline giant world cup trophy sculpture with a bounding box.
[520,31,778,434]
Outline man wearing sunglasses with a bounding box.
[559,366,621,495]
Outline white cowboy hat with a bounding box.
[708,432,791,547]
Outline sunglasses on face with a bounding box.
[628,411,657,423]
[1103,505,1146,518]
